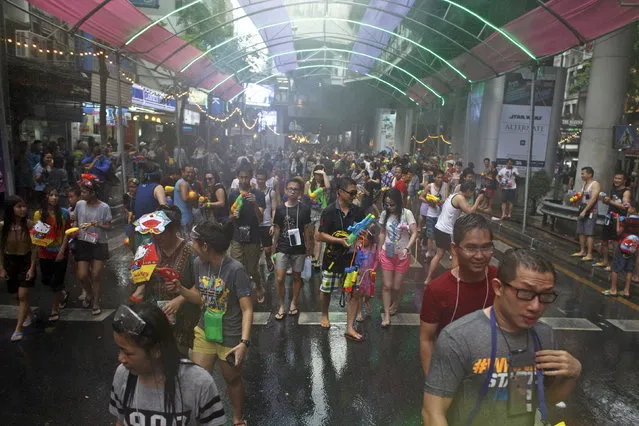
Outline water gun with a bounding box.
[164,186,174,194]
[166,196,173,206]
[569,192,582,204]
[598,192,607,199]
[309,187,323,201]
[231,193,245,215]
[426,193,442,205]
[156,267,180,281]
[188,190,198,201]
[346,213,375,245]
[65,227,80,236]
[417,189,424,196]
[343,250,368,293]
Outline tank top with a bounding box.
[426,182,446,218]
[173,178,193,226]
[435,194,462,235]
[133,183,160,220]
[208,183,229,220]
[262,187,273,226]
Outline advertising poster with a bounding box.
[378,110,397,150]
[496,69,556,174]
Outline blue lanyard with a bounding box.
[465,307,548,425]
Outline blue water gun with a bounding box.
[344,250,368,293]
[346,213,375,245]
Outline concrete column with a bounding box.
[451,91,468,160]
[545,67,567,178]
[575,26,635,191]
[475,75,506,166]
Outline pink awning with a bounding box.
[26,0,243,99]
[410,0,639,104]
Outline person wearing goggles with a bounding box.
[110,303,226,426]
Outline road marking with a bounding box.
[298,311,347,325]
[540,317,602,331]
[253,312,270,325]
[0,305,114,322]
[494,235,639,313]
[493,239,512,254]
[607,319,639,332]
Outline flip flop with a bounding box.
[59,291,69,309]
[381,320,391,328]
[570,252,586,257]
[581,257,594,261]
[344,333,365,342]
[92,307,102,316]
[620,294,630,299]
[274,311,286,320]
[11,331,23,342]
[593,262,607,268]
[22,316,33,327]
[48,313,60,322]
[601,290,618,296]
[288,308,299,316]
[604,266,612,272]
[320,319,331,329]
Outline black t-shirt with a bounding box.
[361,180,377,211]
[485,169,498,190]
[273,202,312,255]
[228,189,266,244]
[318,202,365,271]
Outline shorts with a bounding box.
[601,220,617,241]
[39,258,68,292]
[502,189,516,203]
[434,228,452,250]
[259,226,273,247]
[320,270,352,294]
[611,248,636,273]
[379,249,411,273]
[229,241,261,282]
[4,253,35,294]
[576,215,596,236]
[192,327,233,358]
[275,252,306,273]
[74,241,110,261]
[424,216,438,240]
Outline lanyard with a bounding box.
[465,307,548,425]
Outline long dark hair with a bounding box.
[39,186,64,230]
[114,303,184,415]
[310,164,325,191]
[382,188,404,226]
[2,196,29,247]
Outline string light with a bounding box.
[557,130,581,145]
[288,134,310,144]
[411,135,452,145]
[165,91,190,100]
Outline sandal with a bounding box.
[381,319,391,328]
[59,291,69,309]
[22,316,33,328]
[233,420,247,426]
[288,308,299,316]
[581,256,594,261]
[274,311,286,321]
[320,319,331,329]
[92,306,102,316]
[620,293,630,299]
[601,290,618,296]
[571,252,586,257]
[344,332,365,342]
[593,262,608,268]
[604,266,612,272]
[48,312,60,322]
[82,298,92,309]
[11,331,24,342]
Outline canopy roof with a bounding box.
[25,0,639,105]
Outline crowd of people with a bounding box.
[2,140,592,425]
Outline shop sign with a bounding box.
[183,109,200,126]
[189,88,208,109]
[132,84,176,112]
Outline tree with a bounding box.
[527,169,551,215]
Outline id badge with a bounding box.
[288,228,302,246]
[508,351,535,417]
[81,231,98,244]
[533,409,551,426]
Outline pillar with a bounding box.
[575,25,635,191]
[475,75,506,166]
[545,67,566,179]
[451,91,468,160]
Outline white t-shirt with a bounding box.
[498,167,518,190]
[230,177,257,191]
[426,182,447,218]
[378,208,416,249]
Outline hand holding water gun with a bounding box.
[344,250,368,293]
[164,186,174,194]
[346,213,375,245]
[309,187,323,201]
[569,192,582,204]
[231,193,245,216]
[198,196,209,208]
[425,193,442,206]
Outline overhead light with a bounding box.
[144,114,149,120]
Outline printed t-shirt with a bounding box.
[319,202,365,272]
[424,310,555,426]
[74,200,112,243]
[109,362,226,426]
[378,209,416,250]
[228,189,266,245]
[420,266,497,334]
[33,209,71,259]
[273,202,312,255]
[193,256,252,347]
[498,167,518,190]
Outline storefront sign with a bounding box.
[132,84,176,112]
[183,109,200,126]
[189,88,208,109]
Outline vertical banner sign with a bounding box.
[497,69,556,174]
[378,109,397,151]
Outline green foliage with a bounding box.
[528,169,551,214]
[568,60,591,96]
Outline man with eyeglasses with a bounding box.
[316,177,366,341]
[423,248,581,426]
[420,213,497,376]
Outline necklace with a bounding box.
[495,314,529,354]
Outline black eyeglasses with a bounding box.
[340,188,358,197]
[502,282,558,304]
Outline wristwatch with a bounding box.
[240,339,250,347]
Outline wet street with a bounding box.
[1,224,639,426]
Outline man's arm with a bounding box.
[607,188,632,211]
[420,321,439,376]
[423,393,453,426]
[454,194,485,214]
[179,180,189,201]
[154,185,167,206]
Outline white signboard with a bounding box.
[496,104,551,172]
[378,109,396,151]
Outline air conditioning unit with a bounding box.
[15,30,46,60]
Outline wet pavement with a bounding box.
[1,221,639,425]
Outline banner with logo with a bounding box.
[496,68,556,173]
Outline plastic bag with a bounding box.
[301,256,312,281]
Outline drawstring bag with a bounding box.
[204,309,224,343]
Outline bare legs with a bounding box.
[382,269,406,326]
[425,247,446,285]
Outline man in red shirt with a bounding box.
[419,213,497,376]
